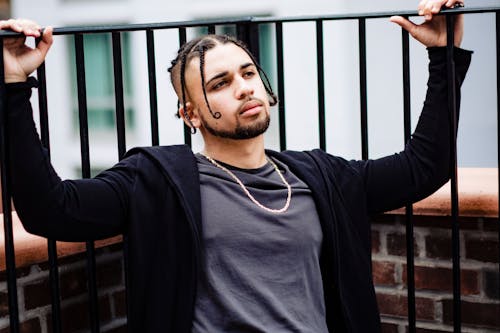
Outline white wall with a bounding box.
[11,0,499,179]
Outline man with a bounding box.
[1,0,471,332]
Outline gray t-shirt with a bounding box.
[192,154,329,333]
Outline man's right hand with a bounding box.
[0,19,53,83]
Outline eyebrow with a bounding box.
[206,62,255,86]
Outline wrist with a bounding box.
[5,74,28,84]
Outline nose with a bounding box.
[235,76,254,100]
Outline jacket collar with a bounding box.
[125,144,201,228]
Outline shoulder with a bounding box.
[269,148,362,183]
[123,144,199,190]
[124,145,194,168]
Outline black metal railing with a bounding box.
[0,6,499,333]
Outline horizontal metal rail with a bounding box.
[0,6,494,37]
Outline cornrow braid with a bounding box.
[179,53,197,134]
[198,45,221,119]
[179,53,187,115]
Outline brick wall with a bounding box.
[372,214,499,332]
[1,213,499,332]
[0,243,127,333]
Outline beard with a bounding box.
[200,108,270,140]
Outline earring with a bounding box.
[183,110,197,134]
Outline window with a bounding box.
[68,32,134,131]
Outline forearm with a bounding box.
[408,46,472,192]
[361,46,472,213]
[6,78,62,212]
[5,79,129,241]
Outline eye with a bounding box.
[212,80,227,90]
[243,71,256,78]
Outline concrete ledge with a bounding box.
[388,168,498,217]
[0,168,497,272]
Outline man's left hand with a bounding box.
[390,0,464,48]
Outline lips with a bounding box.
[239,100,263,116]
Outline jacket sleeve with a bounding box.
[350,47,472,214]
[5,78,136,241]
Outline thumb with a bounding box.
[36,26,53,60]
[390,16,416,34]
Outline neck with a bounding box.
[202,134,266,169]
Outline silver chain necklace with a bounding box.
[202,154,292,214]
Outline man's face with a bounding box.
[184,43,271,140]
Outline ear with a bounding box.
[179,102,201,129]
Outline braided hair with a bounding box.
[168,34,278,134]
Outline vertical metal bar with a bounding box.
[358,18,368,160]
[35,37,62,333]
[316,19,326,151]
[36,52,50,151]
[0,37,20,333]
[178,27,191,147]
[275,22,287,150]
[75,34,91,178]
[400,20,416,333]
[496,10,500,302]
[208,25,216,35]
[146,29,159,146]
[237,22,261,64]
[446,15,461,333]
[111,33,131,333]
[112,32,127,159]
[75,34,101,333]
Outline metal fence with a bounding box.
[0,5,499,333]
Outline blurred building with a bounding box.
[7,0,499,178]
[0,0,8,19]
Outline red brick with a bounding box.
[372,230,381,254]
[482,218,499,232]
[59,267,87,300]
[57,259,124,301]
[372,261,397,286]
[484,270,499,300]
[381,321,399,333]
[425,234,452,260]
[99,296,113,325]
[113,290,127,318]
[443,299,500,329]
[23,278,51,310]
[0,318,41,333]
[387,233,419,257]
[402,266,479,295]
[377,293,435,320]
[47,296,111,333]
[465,238,498,263]
[407,216,479,230]
[0,291,8,317]
[414,297,436,321]
[372,213,403,225]
[38,252,86,272]
[96,259,123,288]
[456,217,484,230]
[412,216,453,229]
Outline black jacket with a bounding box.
[6,47,471,332]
